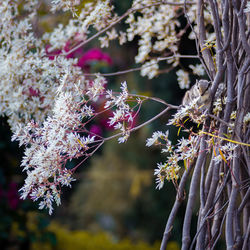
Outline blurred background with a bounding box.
[0,1,202,249]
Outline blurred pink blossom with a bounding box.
[77,48,112,68]
[89,124,103,136]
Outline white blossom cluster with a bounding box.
[97,0,183,79]
[147,130,199,189]
[43,1,115,52]
[168,97,207,125]
[51,0,81,14]
[213,143,238,164]
[11,73,109,214]
[187,1,222,41]
[111,0,217,80]
[81,0,116,31]
[176,69,190,89]
[189,64,205,76]
[105,82,139,143]
[0,0,83,132]
[126,1,180,79]
[0,0,123,214]
[176,65,205,90]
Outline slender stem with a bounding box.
[238,187,250,213]
[84,55,199,77]
[71,141,104,172]
[93,106,174,143]
[126,93,179,108]
[196,160,220,248]
[193,169,230,249]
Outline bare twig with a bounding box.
[84,54,199,77]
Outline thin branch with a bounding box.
[238,186,250,213]
[126,93,179,108]
[84,54,199,77]
[71,141,104,172]
[161,0,195,5]
[208,0,223,51]
[183,0,212,79]
[93,106,175,143]
[194,168,230,249]
[226,145,241,248]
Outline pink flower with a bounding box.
[77,48,112,68]
[89,124,103,136]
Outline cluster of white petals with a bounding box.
[213,143,238,164]
[189,64,205,76]
[176,69,190,89]
[11,75,100,214]
[81,0,116,31]
[51,0,81,14]
[150,123,238,190]
[125,1,180,78]
[105,82,138,143]
[147,130,194,189]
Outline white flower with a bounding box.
[82,105,94,117]
[189,64,205,76]
[57,170,76,187]
[118,132,130,144]
[154,163,165,190]
[86,75,107,99]
[119,31,127,45]
[176,69,190,89]
[141,60,159,79]
[107,28,118,40]
[221,143,238,161]
[146,131,167,147]
[99,36,109,48]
